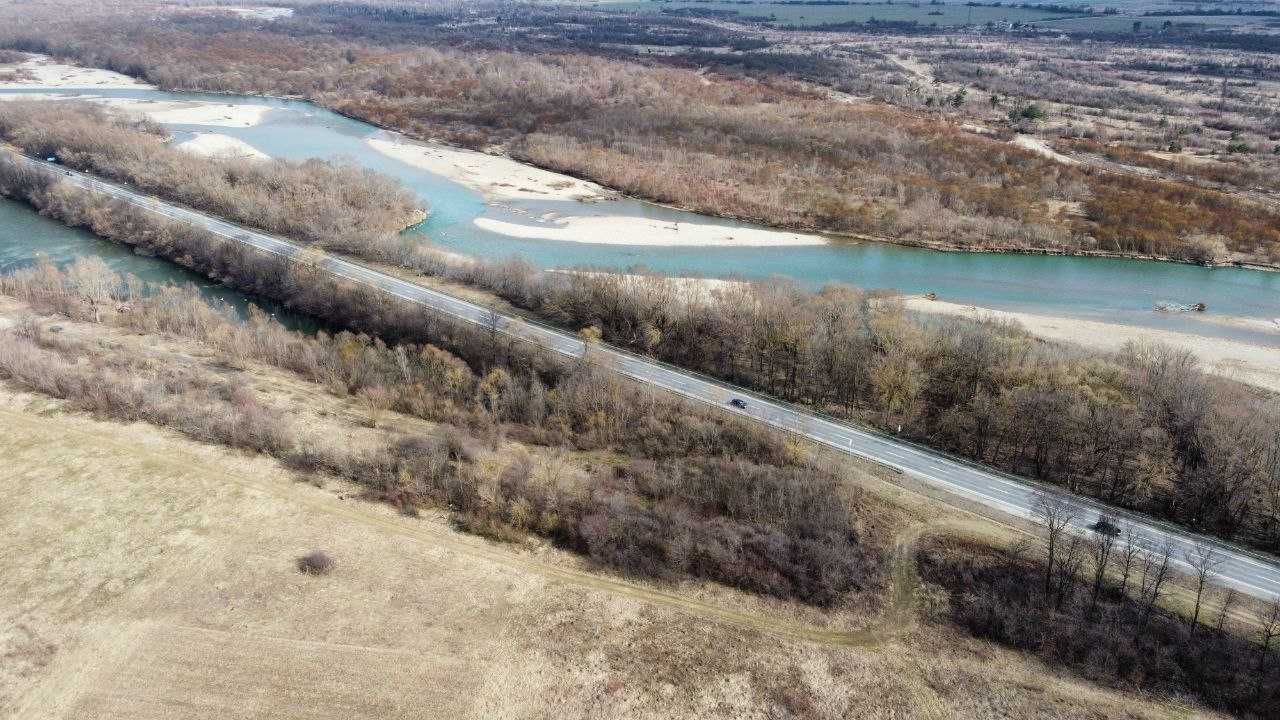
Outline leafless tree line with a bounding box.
[918,500,1280,717]
[414,251,1280,555]
[0,246,887,606]
[2,149,1278,559]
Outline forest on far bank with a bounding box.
[3,1,1279,265]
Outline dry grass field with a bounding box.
[0,294,1229,719]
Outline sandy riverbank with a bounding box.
[105,98,272,127]
[1191,313,1280,335]
[0,55,270,127]
[175,132,269,160]
[901,296,1280,393]
[0,93,273,128]
[367,136,610,202]
[367,135,829,247]
[0,93,275,128]
[0,57,152,89]
[474,215,828,248]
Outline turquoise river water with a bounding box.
[0,87,1277,346]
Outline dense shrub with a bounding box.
[412,248,1280,554]
[918,537,1280,718]
[0,248,886,606]
[296,551,335,575]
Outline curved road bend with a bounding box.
[17,152,1280,601]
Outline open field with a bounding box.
[0,291,1232,719]
[3,3,1280,714]
[1,394,1221,720]
[1035,14,1280,32]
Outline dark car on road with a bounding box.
[729,398,748,409]
[1090,515,1122,537]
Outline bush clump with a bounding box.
[296,550,335,576]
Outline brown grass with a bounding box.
[296,550,335,576]
[1,389,1229,720]
[0,291,1229,719]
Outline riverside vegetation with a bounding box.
[0,256,888,608]
[5,114,1280,720]
[4,194,1280,719]
[920,528,1280,718]
[443,258,1280,553]
[1,101,1278,556]
[0,101,424,253]
[4,1,1280,264]
[6,261,1268,720]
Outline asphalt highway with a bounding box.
[15,151,1280,601]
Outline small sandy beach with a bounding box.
[474,215,828,248]
[0,55,270,127]
[105,98,272,128]
[0,57,152,89]
[176,132,269,160]
[902,296,1280,393]
[369,134,830,247]
[367,136,610,202]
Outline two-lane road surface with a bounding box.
[14,151,1280,601]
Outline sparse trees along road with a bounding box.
[9,151,1280,602]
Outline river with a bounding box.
[0,85,1277,347]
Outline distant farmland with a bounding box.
[603,1,1084,27]
[1032,13,1279,32]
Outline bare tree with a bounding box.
[1183,542,1223,630]
[480,304,503,368]
[1215,586,1239,633]
[1033,492,1078,600]
[66,256,116,323]
[393,344,412,384]
[1086,529,1117,619]
[1054,534,1085,611]
[1249,594,1280,666]
[1135,539,1175,641]
[481,304,502,343]
[577,324,603,365]
[1117,525,1144,596]
[1256,598,1280,689]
